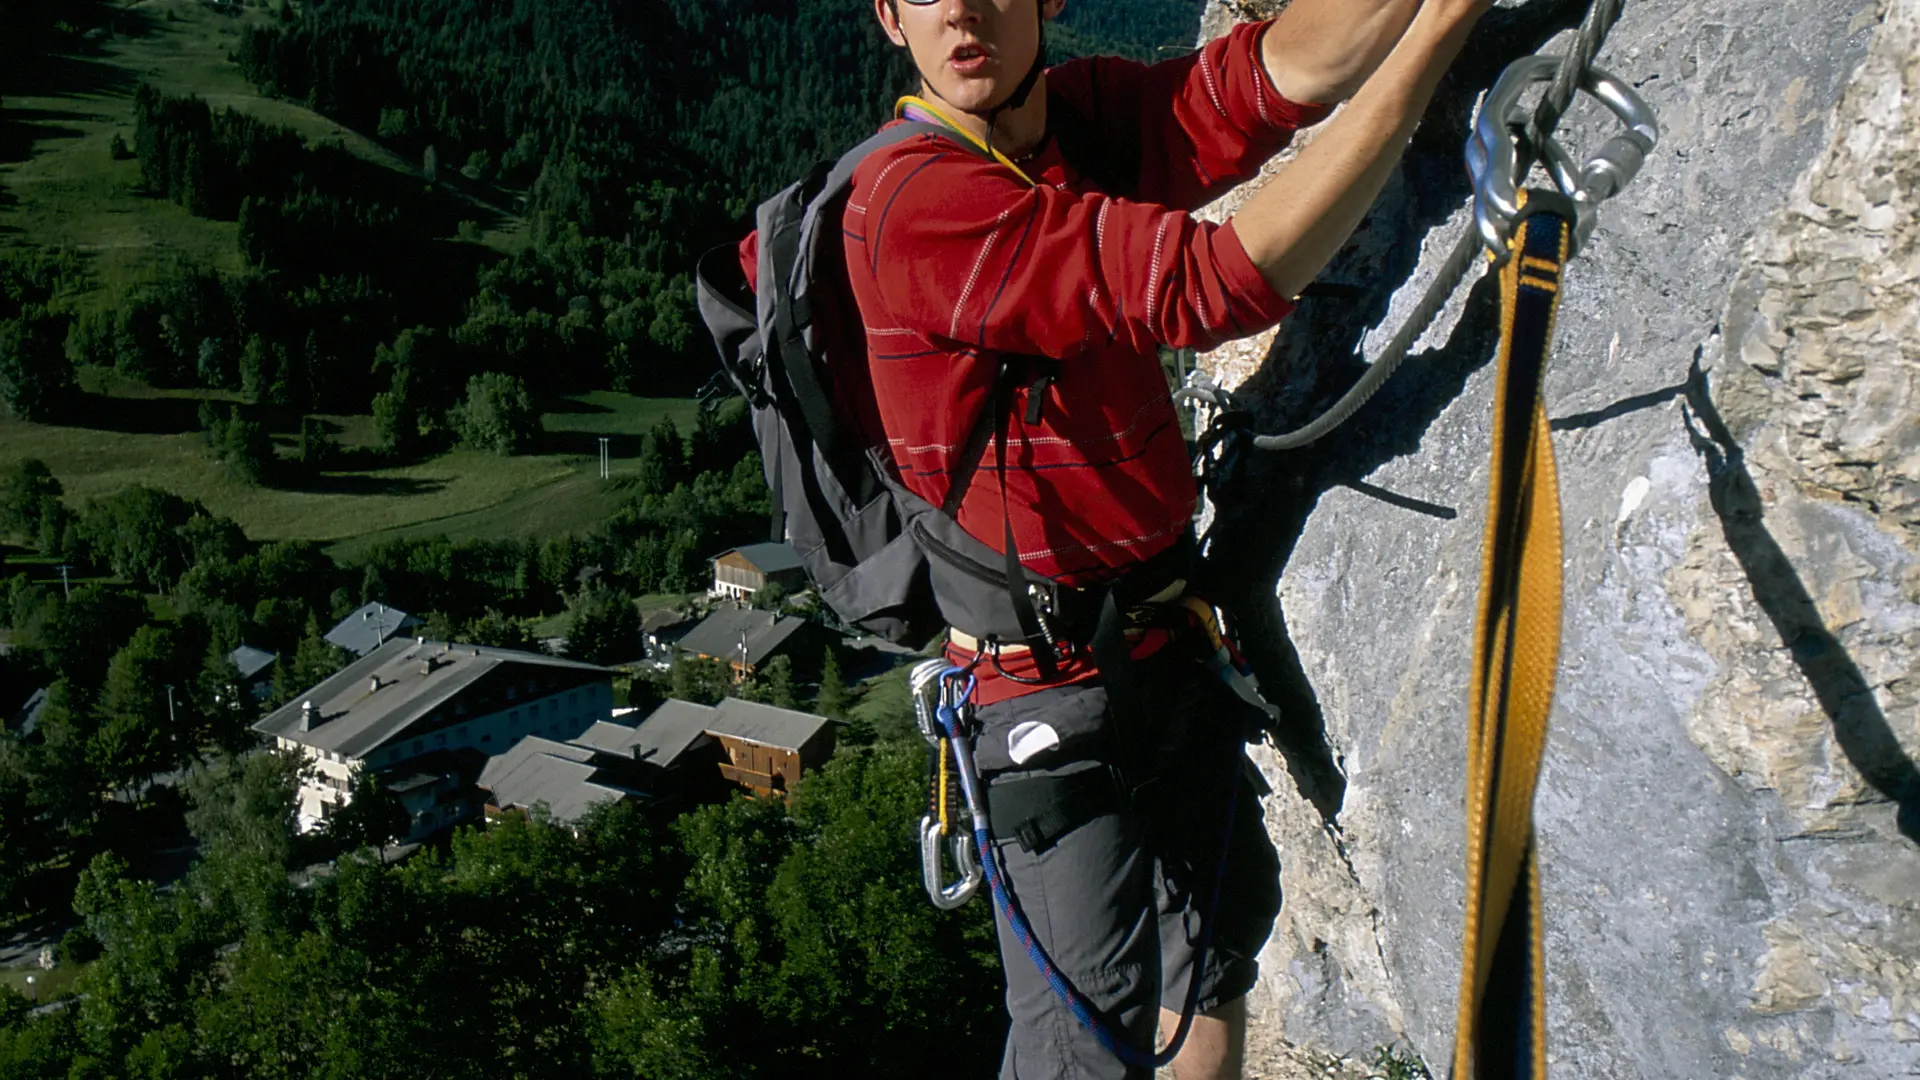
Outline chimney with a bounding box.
[300,700,317,731]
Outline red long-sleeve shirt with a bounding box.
[845,20,1325,584]
[738,21,1327,693]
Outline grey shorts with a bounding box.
[976,655,1283,1080]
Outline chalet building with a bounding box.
[675,606,827,680]
[254,637,615,838]
[9,688,47,739]
[709,542,805,602]
[641,609,698,661]
[480,697,835,815]
[227,644,279,702]
[479,701,728,822]
[325,602,425,657]
[706,698,836,798]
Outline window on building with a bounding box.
[455,701,468,717]
[412,740,423,755]
[458,725,469,740]
[435,733,447,747]
[568,692,578,707]
[546,699,557,714]
[481,733,492,744]
[510,709,520,724]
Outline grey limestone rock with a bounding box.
[1185,1,1918,1076]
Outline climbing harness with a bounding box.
[912,654,1247,1070]
[1174,3,1657,1077]
[895,3,1659,1075]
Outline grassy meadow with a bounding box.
[0,3,692,554]
[0,384,699,548]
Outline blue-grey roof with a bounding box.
[675,607,809,668]
[707,698,833,753]
[477,737,639,822]
[718,542,805,575]
[324,603,424,657]
[229,644,279,681]
[252,638,612,760]
[12,688,47,738]
[628,700,721,767]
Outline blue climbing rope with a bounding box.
[934,666,1243,1070]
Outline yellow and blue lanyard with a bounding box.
[1455,191,1571,1080]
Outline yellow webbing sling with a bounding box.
[1453,194,1573,1080]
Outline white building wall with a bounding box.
[285,678,615,835]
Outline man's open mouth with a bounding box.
[949,42,991,69]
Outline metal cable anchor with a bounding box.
[1467,54,1659,265]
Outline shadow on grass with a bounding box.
[278,472,449,498]
[543,397,618,416]
[533,429,636,459]
[59,392,206,435]
[12,53,141,100]
[0,117,92,163]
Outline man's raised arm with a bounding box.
[1262,0,1427,106]
[1235,0,1493,300]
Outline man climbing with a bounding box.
[736,0,1492,1076]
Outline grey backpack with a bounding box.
[694,124,1062,651]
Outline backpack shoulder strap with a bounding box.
[761,121,966,466]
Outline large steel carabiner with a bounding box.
[1466,54,1659,264]
[920,813,983,910]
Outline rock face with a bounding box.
[1187,1,1919,1076]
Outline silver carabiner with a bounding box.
[1467,54,1659,264]
[920,814,983,909]
[918,664,985,910]
[910,657,949,745]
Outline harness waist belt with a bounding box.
[949,575,1189,656]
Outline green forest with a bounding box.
[1,0,1205,1075]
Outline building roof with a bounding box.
[631,700,723,766]
[707,698,834,753]
[252,638,612,761]
[324,603,425,657]
[573,720,644,756]
[716,542,805,575]
[675,607,810,669]
[642,609,697,635]
[11,688,47,738]
[229,644,279,681]
[477,737,638,822]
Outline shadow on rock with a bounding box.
[1202,0,1595,826]
[1682,366,1920,844]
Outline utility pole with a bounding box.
[56,563,71,600]
[165,684,177,726]
[598,437,610,480]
